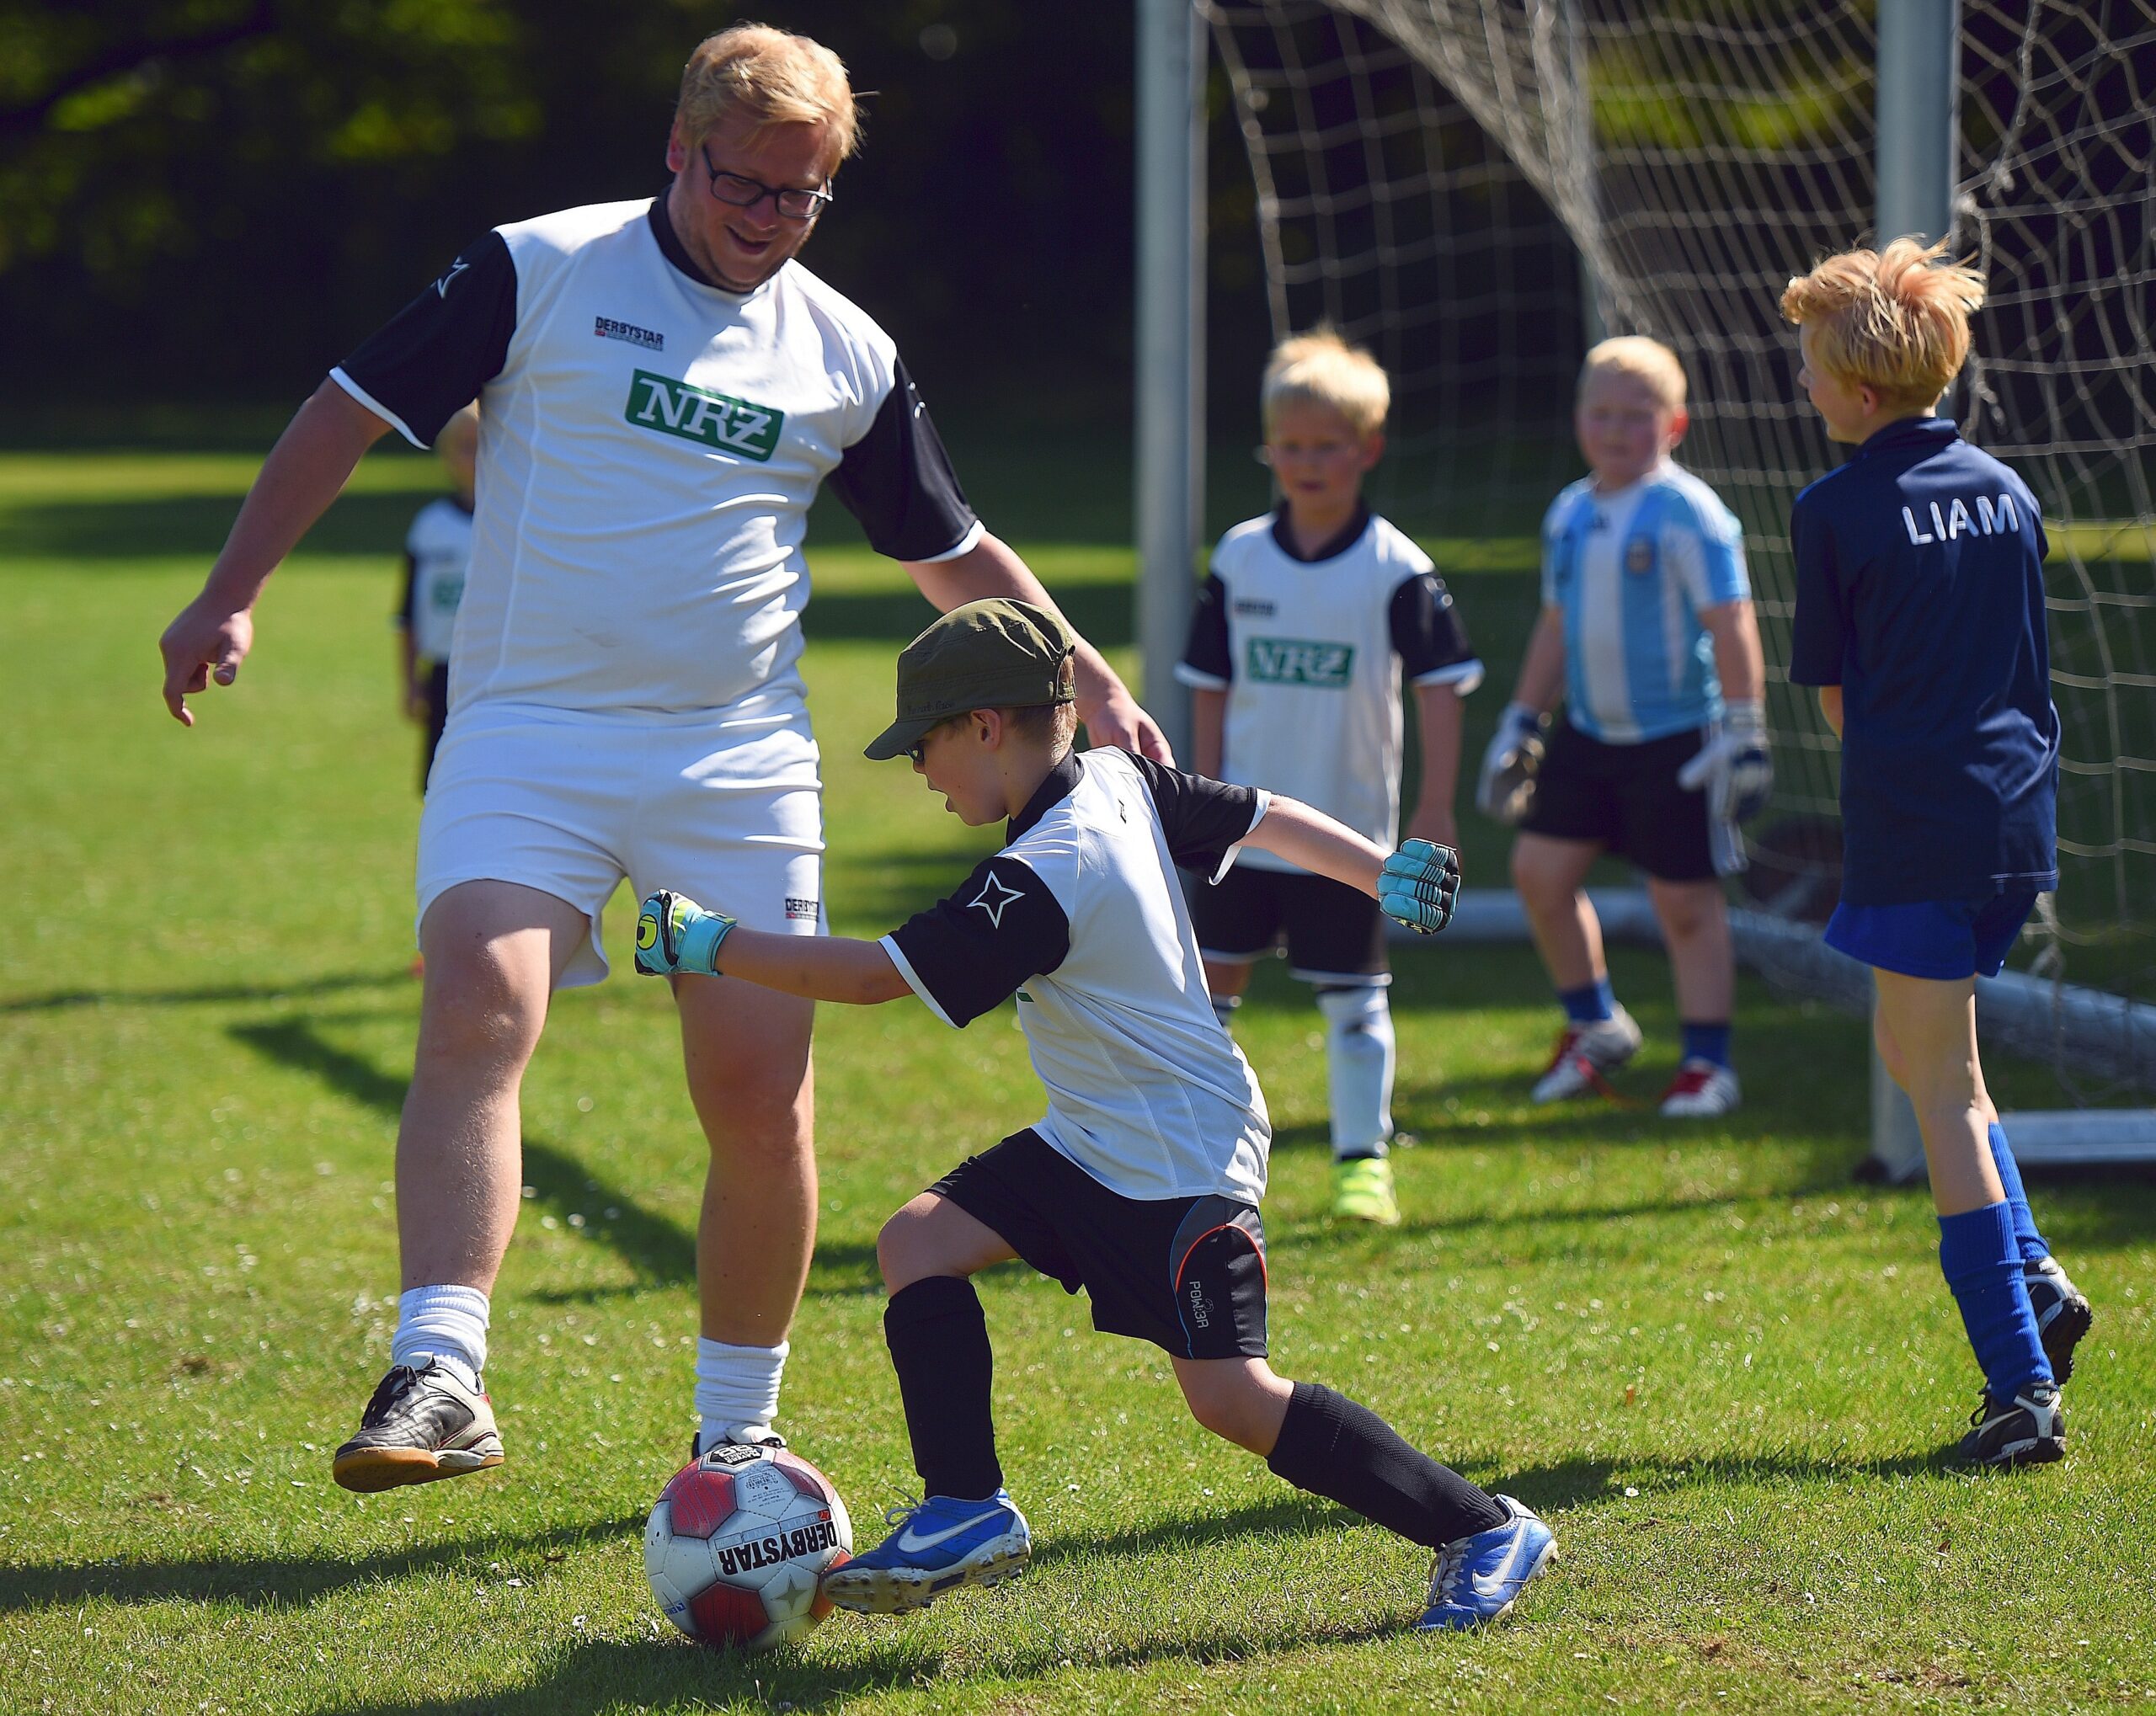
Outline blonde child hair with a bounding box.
[1578,336,1688,413]
[1780,237,1985,413]
[1262,328,1390,438]
[675,23,861,166]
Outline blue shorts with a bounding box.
[1823,890,2039,981]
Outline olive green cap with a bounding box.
[863,598,1077,759]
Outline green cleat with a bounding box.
[1330,1155,1400,1226]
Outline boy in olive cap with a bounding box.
[634,598,1554,1631]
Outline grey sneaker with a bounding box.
[332,1361,504,1492]
[1958,1383,2065,1468]
[2024,1256,2092,1384]
[1529,1006,1642,1103]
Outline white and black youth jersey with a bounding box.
[881,749,1274,1204]
[398,496,473,666]
[1176,505,1481,872]
[332,195,981,717]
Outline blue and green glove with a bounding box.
[1377,839,1462,935]
[635,889,736,977]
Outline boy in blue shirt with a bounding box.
[1781,238,2093,1466]
[635,600,1556,1628]
[1481,338,1770,1118]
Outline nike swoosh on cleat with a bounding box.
[895,1509,1010,1553]
[1469,1535,1528,1599]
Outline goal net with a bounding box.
[1203,0,2156,1108]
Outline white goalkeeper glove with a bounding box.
[1677,697,1773,823]
[1476,703,1547,825]
[635,889,736,977]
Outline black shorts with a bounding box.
[1192,865,1389,983]
[1518,718,1740,882]
[931,1129,1269,1360]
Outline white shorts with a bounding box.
[415,699,825,990]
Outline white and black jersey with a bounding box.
[881,749,1274,1204]
[398,496,473,667]
[331,195,981,717]
[1175,505,1481,872]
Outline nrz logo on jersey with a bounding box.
[1246,637,1353,687]
[626,370,784,461]
[1231,598,1277,618]
[595,316,664,351]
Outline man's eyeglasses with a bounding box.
[905,739,929,765]
[699,144,834,221]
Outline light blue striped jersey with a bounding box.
[1540,462,1749,743]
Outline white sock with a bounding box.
[696,1337,789,1447]
[391,1285,488,1391]
[1317,983,1395,1159]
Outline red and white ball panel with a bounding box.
[644,1445,853,1650]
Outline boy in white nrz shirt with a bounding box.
[1479,338,1770,1119]
[394,403,478,793]
[634,600,1556,1632]
[1178,330,1483,1227]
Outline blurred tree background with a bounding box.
[0,0,1289,445]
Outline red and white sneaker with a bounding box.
[1658,1058,1741,1118]
[1529,1006,1642,1103]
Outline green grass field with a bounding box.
[3,448,2152,1714]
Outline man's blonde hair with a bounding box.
[675,24,861,168]
[1262,327,1390,438]
[1579,336,1688,413]
[1780,237,1984,411]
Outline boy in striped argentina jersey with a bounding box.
[1479,338,1770,1118]
[634,600,1556,1630]
[1178,331,1484,1227]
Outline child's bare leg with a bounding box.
[877,1195,1019,1500]
[1870,972,2000,1217]
[1174,1356,1506,1546]
[1510,833,1604,989]
[1649,877,1732,1021]
[1203,957,1256,1031]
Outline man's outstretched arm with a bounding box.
[904,532,1172,762]
[159,381,392,724]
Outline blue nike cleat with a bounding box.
[819,1490,1032,1615]
[1414,1495,1556,1630]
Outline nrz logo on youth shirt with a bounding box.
[1245,636,1354,687]
[625,370,785,461]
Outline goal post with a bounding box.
[1140,0,2156,1167]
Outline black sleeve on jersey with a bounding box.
[336,232,517,448]
[1179,572,1233,686]
[396,552,418,629]
[887,855,1070,1027]
[1389,572,1479,681]
[828,359,981,562]
[1119,752,1266,874]
[1786,498,1847,686]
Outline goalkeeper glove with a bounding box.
[635,889,736,977]
[1476,703,1546,824]
[1677,698,1773,823]
[1377,838,1462,935]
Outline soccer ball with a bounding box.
[644,1443,853,1649]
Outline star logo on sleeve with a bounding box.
[968,867,1026,929]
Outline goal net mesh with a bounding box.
[1203,0,2155,1100]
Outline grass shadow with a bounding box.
[0,968,409,1014]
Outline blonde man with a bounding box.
[158,23,1167,1491]
[1783,239,2087,1465]
[1481,337,1769,1118]
[1178,329,1483,1227]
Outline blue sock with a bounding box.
[1938,1202,2052,1398]
[1679,1020,1732,1069]
[1557,976,1615,1026]
[1986,1121,2049,1265]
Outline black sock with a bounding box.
[883,1276,1003,1501]
[1266,1381,1506,1547]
